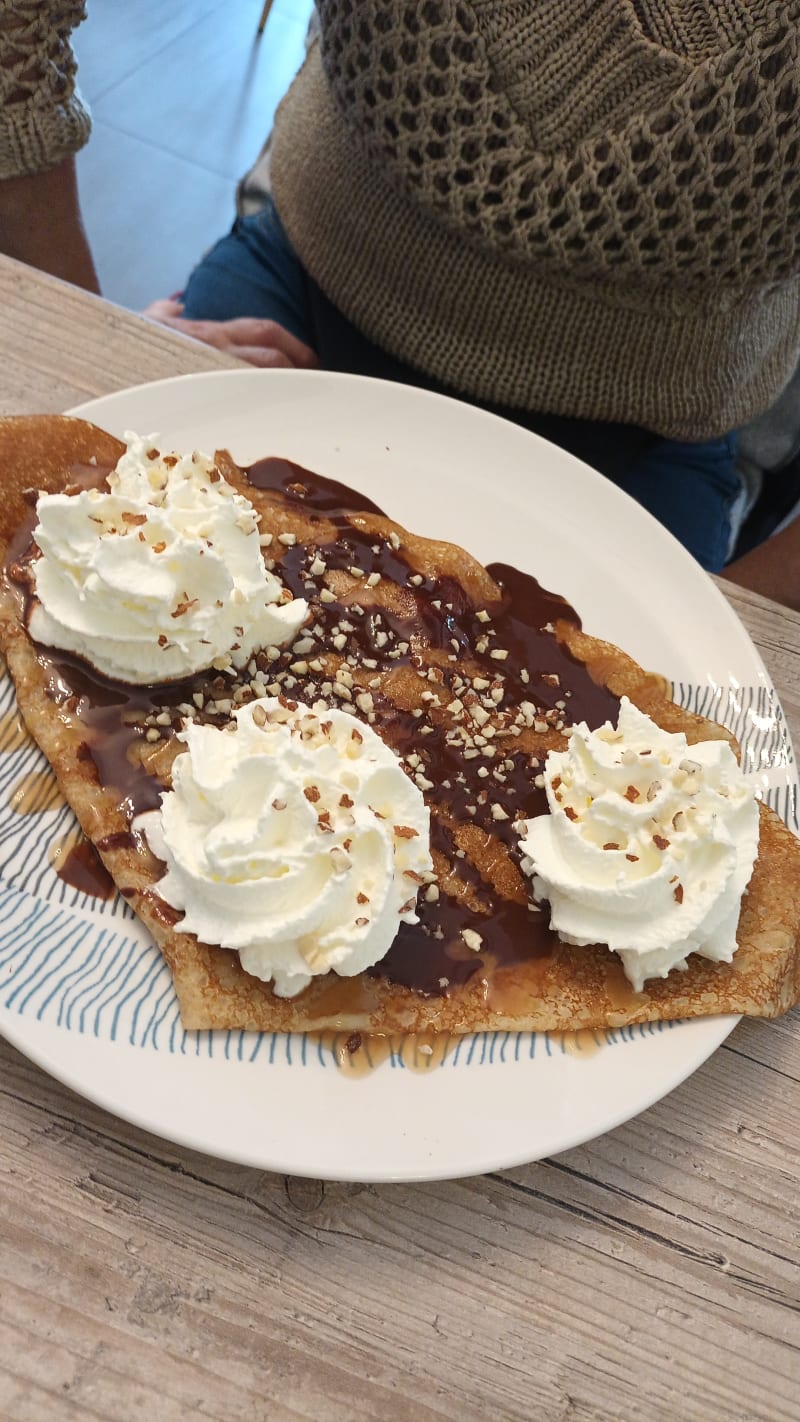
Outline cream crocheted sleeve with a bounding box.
[0,0,90,179]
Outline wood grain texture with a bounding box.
[1,1030,798,1422]
[0,258,237,416]
[1,258,799,1422]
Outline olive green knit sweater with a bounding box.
[271,2,800,438]
[0,1,90,179]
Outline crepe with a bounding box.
[1,413,799,1035]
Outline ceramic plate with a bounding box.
[1,370,795,1181]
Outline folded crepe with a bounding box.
[1,413,798,1034]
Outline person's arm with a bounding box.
[722,518,800,612]
[0,154,98,291]
[0,0,96,288]
[143,298,318,369]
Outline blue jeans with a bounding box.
[183,201,741,572]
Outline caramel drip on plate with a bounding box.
[312,1027,602,1075]
[559,1029,603,1058]
[9,767,63,815]
[603,959,647,1018]
[311,1030,456,1076]
[0,707,31,753]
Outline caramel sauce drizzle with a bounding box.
[0,707,30,753]
[312,1029,456,1076]
[312,1027,601,1076]
[558,1029,603,1058]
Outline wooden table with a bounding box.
[1,257,798,1422]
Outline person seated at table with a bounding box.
[2,2,799,599]
[153,3,800,584]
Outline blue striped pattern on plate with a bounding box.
[673,674,797,830]
[0,670,794,1069]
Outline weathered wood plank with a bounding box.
[0,257,236,417]
[2,1033,799,1422]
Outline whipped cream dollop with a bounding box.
[138,696,433,997]
[28,432,307,683]
[519,697,759,991]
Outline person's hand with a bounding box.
[142,299,319,369]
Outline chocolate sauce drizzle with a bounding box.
[55,837,115,900]
[7,456,620,1001]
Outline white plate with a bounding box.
[1,369,796,1182]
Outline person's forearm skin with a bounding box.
[0,157,99,292]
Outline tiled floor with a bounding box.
[73,0,313,311]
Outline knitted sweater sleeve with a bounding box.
[317,0,800,293]
[0,0,90,179]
